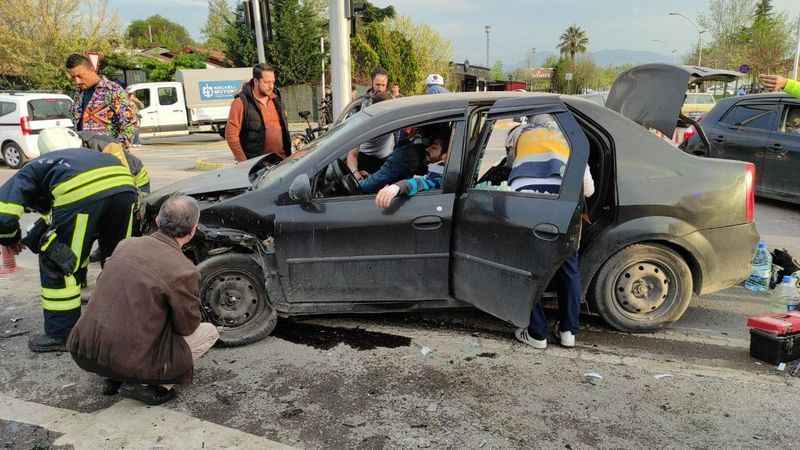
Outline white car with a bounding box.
[0,92,74,169]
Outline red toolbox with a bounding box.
[747,312,800,364]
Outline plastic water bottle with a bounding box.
[772,276,799,313]
[745,242,772,292]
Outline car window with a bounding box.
[782,105,800,136]
[721,104,777,131]
[27,98,72,121]
[468,113,574,200]
[158,87,178,106]
[133,89,151,109]
[0,101,16,117]
[685,94,714,105]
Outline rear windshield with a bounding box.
[685,94,715,105]
[27,98,72,121]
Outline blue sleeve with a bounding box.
[398,174,442,197]
[358,151,409,194]
[0,165,41,245]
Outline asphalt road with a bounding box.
[1,136,799,449]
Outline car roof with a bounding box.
[0,92,72,102]
[363,92,561,118]
[731,92,798,102]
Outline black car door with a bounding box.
[763,100,800,200]
[451,97,589,328]
[708,102,778,191]
[273,120,466,304]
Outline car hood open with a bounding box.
[606,64,742,137]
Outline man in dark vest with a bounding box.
[225,64,292,162]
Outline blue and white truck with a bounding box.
[126,67,252,138]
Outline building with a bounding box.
[449,61,491,92]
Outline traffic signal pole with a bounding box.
[252,0,267,63]
[329,0,352,118]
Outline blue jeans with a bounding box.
[528,252,581,340]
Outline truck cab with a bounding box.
[128,82,189,138]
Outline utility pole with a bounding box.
[793,16,800,80]
[320,37,326,93]
[252,0,267,63]
[329,0,352,118]
[669,12,705,66]
[530,48,536,68]
[485,25,491,67]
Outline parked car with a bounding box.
[0,92,74,169]
[142,64,759,346]
[683,92,800,203]
[682,92,716,121]
[126,67,252,139]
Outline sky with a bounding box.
[113,0,800,67]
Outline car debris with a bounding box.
[654,373,673,379]
[583,372,603,385]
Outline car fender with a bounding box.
[581,215,713,300]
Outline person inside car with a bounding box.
[507,114,594,349]
[374,135,449,208]
[786,111,800,135]
[347,92,395,176]
[359,123,451,195]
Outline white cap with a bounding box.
[38,128,82,155]
[425,73,444,86]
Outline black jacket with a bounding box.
[238,81,291,159]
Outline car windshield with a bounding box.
[685,94,715,105]
[254,111,368,189]
[27,98,72,121]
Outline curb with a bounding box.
[194,158,226,171]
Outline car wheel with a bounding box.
[2,142,26,169]
[198,253,277,347]
[592,244,693,332]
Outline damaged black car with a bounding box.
[142,64,760,346]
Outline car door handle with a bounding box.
[768,143,784,151]
[532,223,560,241]
[711,135,725,143]
[172,109,184,113]
[412,216,443,231]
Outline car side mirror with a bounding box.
[288,173,313,204]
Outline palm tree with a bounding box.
[558,25,589,63]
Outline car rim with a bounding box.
[4,147,20,167]
[613,261,676,320]
[202,270,266,328]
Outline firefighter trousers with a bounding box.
[40,191,137,338]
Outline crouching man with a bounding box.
[67,195,219,405]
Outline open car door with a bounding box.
[606,64,742,138]
[451,96,589,328]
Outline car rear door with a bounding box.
[762,100,800,199]
[451,97,589,328]
[709,101,778,192]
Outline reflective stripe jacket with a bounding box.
[0,149,136,246]
[785,79,800,98]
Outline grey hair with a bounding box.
[157,194,200,238]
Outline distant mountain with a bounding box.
[507,49,674,70]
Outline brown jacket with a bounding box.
[67,232,201,384]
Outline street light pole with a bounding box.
[329,0,352,118]
[793,16,800,80]
[669,12,705,66]
[485,25,491,67]
[252,0,266,63]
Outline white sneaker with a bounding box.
[560,331,576,348]
[515,328,547,349]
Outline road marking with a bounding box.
[0,393,296,450]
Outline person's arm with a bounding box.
[346,148,361,177]
[375,174,442,208]
[70,92,81,125]
[759,75,800,98]
[0,165,40,247]
[583,166,595,198]
[110,88,135,146]
[166,269,203,336]
[225,99,247,162]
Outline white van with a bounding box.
[127,67,252,139]
[0,92,74,169]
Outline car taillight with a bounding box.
[745,163,755,223]
[19,116,31,136]
[683,125,696,142]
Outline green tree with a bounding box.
[558,25,589,63]
[126,15,194,50]
[221,2,257,67]
[202,0,233,51]
[353,0,395,24]
[753,0,773,19]
[352,21,418,93]
[267,0,324,86]
[384,16,453,93]
[489,60,504,80]
[0,0,119,92]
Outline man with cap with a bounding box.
[0,128,137,352]
[425,74,450,95]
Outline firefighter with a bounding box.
[0,128,137,352]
